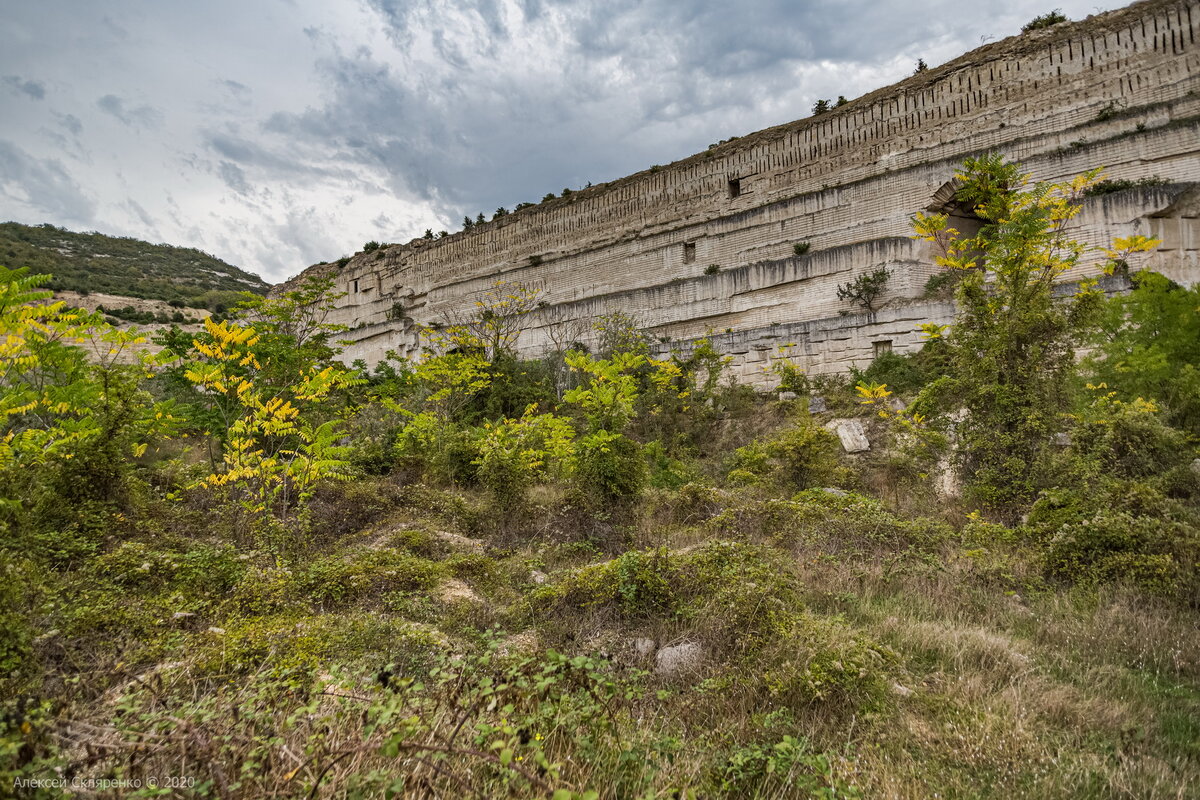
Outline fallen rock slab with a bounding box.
[824,418,870,453]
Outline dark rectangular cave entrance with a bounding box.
[728,177,741,198]
[683,241,697,264]
[873,340,893,358]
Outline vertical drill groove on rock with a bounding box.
[280,0,1200,384]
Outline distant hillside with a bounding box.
[0,222,269,310]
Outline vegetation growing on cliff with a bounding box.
[1023,9,1069,32]
[1,158,1198,798]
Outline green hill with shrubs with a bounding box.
[0,221,268,310]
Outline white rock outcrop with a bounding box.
[824,419,870,453]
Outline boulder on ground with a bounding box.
[654,641,703,676]
[824,418,870,453]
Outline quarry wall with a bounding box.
[284,0,1200,386]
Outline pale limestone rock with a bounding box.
[934,457,961,500]
[655,641,703,676]
[807,396,827,414]
[437,578,482,605]
[824,419,870,453]
[634,638,657,658]
[499,631,540,656]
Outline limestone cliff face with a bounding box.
[281,0,1200,384]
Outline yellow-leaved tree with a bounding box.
[910,155,1159,510]
[184,315,362,524]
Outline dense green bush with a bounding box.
[1029,398,1200,598]
[1068,392,1194,481]
[1022,9,1067,31]
[1044,511,1196,597]
[1083,176,1168,196]
[300,550,447,607]
[201,613,443,675]
[472,409,574,506]
[462,353,557,423]
[1087,270,1200,434]
[727,420,844,491]
[572,430,646,505]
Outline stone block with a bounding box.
[824,418,870,453]
[655,641,704,676]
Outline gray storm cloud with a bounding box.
[3,75,46,100]
[0,0,1109,281]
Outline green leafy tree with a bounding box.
[234,275,348,390]
[564,351,648,504]
[593,311,649,358]
[159,276,350,459]
[391,325,493,481]
[836,268,890,314]
[912,155,1159,510]
[457,280,544,362]
[0,267,175,514]
[1086,270,1200,434]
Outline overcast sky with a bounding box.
[1,0,1108,283]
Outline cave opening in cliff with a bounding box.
[927,178,985,240]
